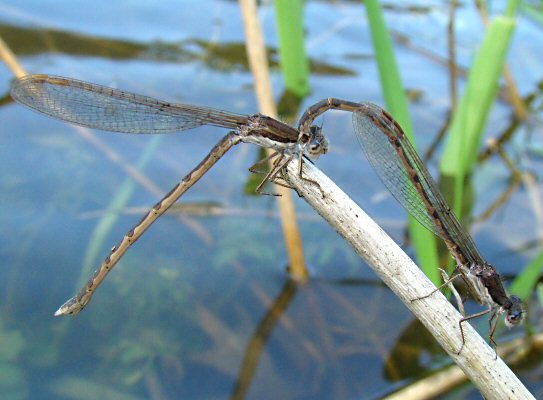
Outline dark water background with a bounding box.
[1,1,542,399]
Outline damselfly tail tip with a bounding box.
[53,307,64,317]
[53,297,82,317]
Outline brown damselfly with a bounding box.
[11,74,328,315]
[11,76,523,353]
[298,98,524,352]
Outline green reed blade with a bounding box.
[440,16,516,217]
[364,0,440,284]
[274,0,310,97]
[509,250,543,300]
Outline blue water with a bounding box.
[1,1,542,399]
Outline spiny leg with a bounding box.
[296,150,324,197]
[456,307,492,355]
[274,167,305,198]
[411,270,462,302]
[271,166,296,191]
[254,152,295,195]
[488,309,500,359]
[248,150,280,175]
[265,153,295,186]
[439,268,466,316]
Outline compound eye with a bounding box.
[308,143,321,156]
[505,315,519,326]
[510,312,523,324]
[504,295,524,326]
[505,309,523,327]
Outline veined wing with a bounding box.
[11,74,247,134]
[352,103,485,266]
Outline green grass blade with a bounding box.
[509,250,543,300]
[274,0,309,97]
[364,0,440,284]
[520,2,543,26]
[440,16,516,216]
[505,0,521,18]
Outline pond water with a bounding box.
[1,0,542,399]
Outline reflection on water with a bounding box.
[0,23,356,76]
[1,0,542,399]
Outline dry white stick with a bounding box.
[283,160,534,400]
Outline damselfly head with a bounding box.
[504,295,524,327]
[306,125,329,157]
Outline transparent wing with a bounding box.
[11,74,247,134]
[352,103,484,265]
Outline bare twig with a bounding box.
[0,35,26,78]
[282,160,534,400]
[384,332,543,400]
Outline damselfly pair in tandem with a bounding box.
[11,74,523,353]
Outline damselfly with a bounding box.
[11,76,523,353]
